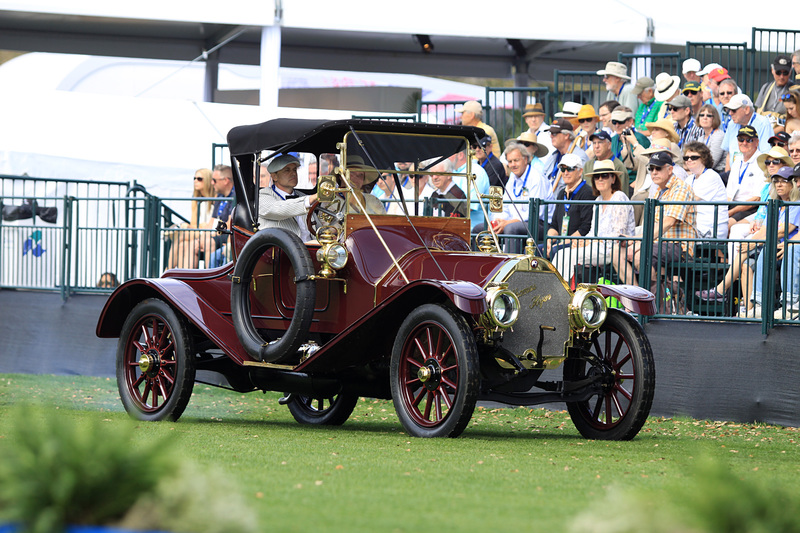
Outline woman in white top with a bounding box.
[682,142,729,238]
[696,104,726,172]
[552,161,635,282]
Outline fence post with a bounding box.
[761,199,779,333]
[60,196,73,302]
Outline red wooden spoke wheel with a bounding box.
[390,304,479,438]
[117,299,195,421]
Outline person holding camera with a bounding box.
[609,107,651,195]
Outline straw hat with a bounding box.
[508,131,549,158]
[522,103,545,117]
[645,117,680,144]
[756,146,793,176]
[585,159,623,176]
[577,104,599,120]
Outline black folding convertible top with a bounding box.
[226,118,486,156]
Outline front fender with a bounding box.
[596,284,657,316]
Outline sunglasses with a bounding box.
[611,119,627,125]
[737,137,756,143]
[765,159,785,165]
[698,113,714,118]
[770,141,787,147]
[594,173,615,180]
[193,176,204,182]
[578,118,595,123]
[719,91,735,96]
[558,165,580,173]
[772,177,792,184]
[684,155,702,161]
[647,165,665,172]
[776,70,790,76]
[683,90,699,95]
[780,93,795,101]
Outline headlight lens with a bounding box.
[322,243,348,270]
[569,287,607,330]
[485,288,520,328]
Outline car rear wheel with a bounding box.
[117,298,195,422]
[286,393,359,425]
[564,309,655,440]
[390,303,479,438]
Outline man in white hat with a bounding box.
[258,154,318,242]
[457,100,500,157]
[597,61,639,113]
[653,72,682,120]
[545,152,595,258]
[682,58,702,83]
[720,94,775,169]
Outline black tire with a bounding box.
[116,298,195,422]
[564,309,655,440]
[390,303,479,438]
[286,393,359,425]
[231,228,316,363]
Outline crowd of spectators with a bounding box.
[164,52,800,319]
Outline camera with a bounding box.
[621,127,636,137]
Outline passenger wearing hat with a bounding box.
[668,94,704,148]
[509,131,549,183]
[541,118,588,196]
[769,131,791,150]
[258,153,319,242]
[682,58,702,83]
[754,55,793,117]
[522,102,553,154]
[597,61,639,113]
[613,151,696,288]
[720,94,775,168]
[682,81,704,117]
[583,130,628,193]
[457,100,500,157]
[545,152,596,259]
[725,125,768,227]
[475,135,507,189]
[632,76,662,133]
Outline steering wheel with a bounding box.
[306,196,346,237]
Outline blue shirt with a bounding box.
[721,113,774,165]
[454,160,490,227]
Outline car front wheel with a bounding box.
[116,298,195,422]
[564,309,655,440]
[390,303,479,438]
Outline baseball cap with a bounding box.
[456,100,482,114]
[774,166,794,179]
[774,55,791,71]
[792,163,800,177]
[267,153,301,173]
[708,68,731,83]
[589,131,612,142]
[631,76,655,95]
[668,95,692,109]
[548,118,574,134]
[737,125,757,138]
[769,132,791,146]
[725,93,753,111]
[682,58,701,74]
[682,81,702,94]
[697,63,722,76]
[648,151,674,167]
[560,153,583,168]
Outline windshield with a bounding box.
[340,131,475,219]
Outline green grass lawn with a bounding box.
[2,373,799,533]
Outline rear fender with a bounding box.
[596,284,657,316]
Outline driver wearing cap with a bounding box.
[258,154,318,242]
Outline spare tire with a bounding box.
[231,228,316,363]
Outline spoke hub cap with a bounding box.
[419,358,442,391]
[138,350,160,376]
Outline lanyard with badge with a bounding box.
[513,165,531,198]
[560,180,586,235]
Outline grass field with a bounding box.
[2,373,800,532]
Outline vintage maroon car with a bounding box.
[97,118,657,440]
